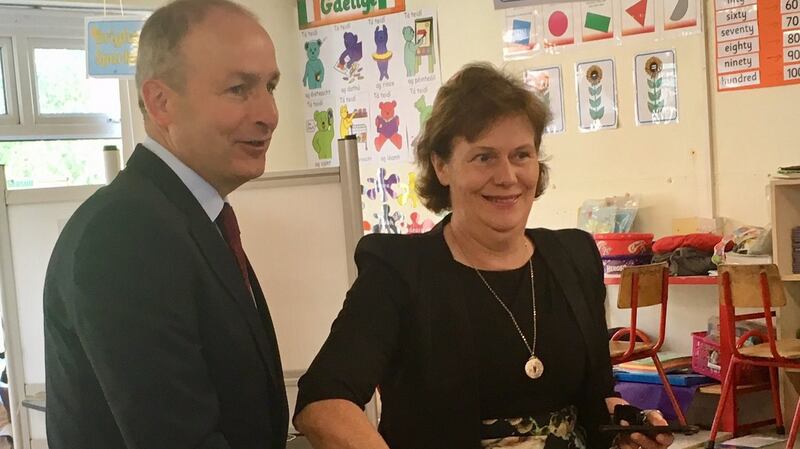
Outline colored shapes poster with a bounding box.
[543,4,575,47]
[523,67,565,134]
[503,8,541,60]
[634,50,679,125]
[575,58,618,131]
[581,0,614,42]
[664,0,699,31]
[620,0,655,36]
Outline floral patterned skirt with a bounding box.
[480,405,586,449]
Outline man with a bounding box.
[43,1,288,448]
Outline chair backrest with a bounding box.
[617,263,668,309]
[718,264,786,308]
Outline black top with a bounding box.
[295,217,616,449]
[457,251,587,419]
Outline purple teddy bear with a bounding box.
[372,25,392,81]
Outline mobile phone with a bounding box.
[598,424,700,437]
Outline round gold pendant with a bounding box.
[525,356,544,379]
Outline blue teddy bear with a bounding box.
[303,39,324,89]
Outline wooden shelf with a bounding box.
[699,382,769,395]
[781,274,800,282]
[604,275,718,286]
[770,177,800,186]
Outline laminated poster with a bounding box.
[523,66,566,134]
[576,58,618,132]
[634,50,679,126]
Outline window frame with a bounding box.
[27,37,122,131]
[0,7,124,141]
[0,36,20,126]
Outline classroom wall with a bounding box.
[703,4,800,228]
[43,0,796,231]
[423,0,713,238]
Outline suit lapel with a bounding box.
[188,221,280,371]
[125,145,280,378]
[529,228,598,359]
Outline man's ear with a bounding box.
[141,79,176,128]
[431,153,450,187]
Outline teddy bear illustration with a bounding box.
[303,39,324,90]
[414,95,433,130]
[372,25,392,81]
[312,108,335,160]
[402,26,419,77]
[337,32,362,70]
[339,104,355,137]
[375,100,402,151]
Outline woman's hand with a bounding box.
[615,410,674,449]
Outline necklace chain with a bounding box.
[473,261,537,357]
[449,230,538,358]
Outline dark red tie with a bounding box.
[216,203,251,288]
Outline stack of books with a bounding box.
[776,165,800,178]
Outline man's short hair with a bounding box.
[135,0,258,114]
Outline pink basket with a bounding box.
[691,331,768,384]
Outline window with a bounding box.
[0,7,132,190]
[32,46,121,119]
[0,37,18,126]
[0,50,6,116]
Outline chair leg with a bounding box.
[651,355,687,425]
[769,367,785,434]
[707,358,738,449]
[785,393,800,449]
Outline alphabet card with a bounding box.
[634,50,679,126]
[575,58,618,132]
[336,93,371,162]
[304,96,339,168]
[405,85,438,160]
[369,90,410,163]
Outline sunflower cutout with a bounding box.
[585,65,604,120]
[645,56,664,114]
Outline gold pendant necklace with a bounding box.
[450,230,543,380]
[473,260,543,380]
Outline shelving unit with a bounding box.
[771,178,800,280]
[769,178,800,430]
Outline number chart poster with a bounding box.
[714,0,800,91]
[298,9,443,235]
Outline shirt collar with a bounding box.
[143,136,225,221]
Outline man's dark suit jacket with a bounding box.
[44,145,289,449]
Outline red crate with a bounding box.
[691,331,768,384]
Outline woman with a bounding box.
[294,63,674,449]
